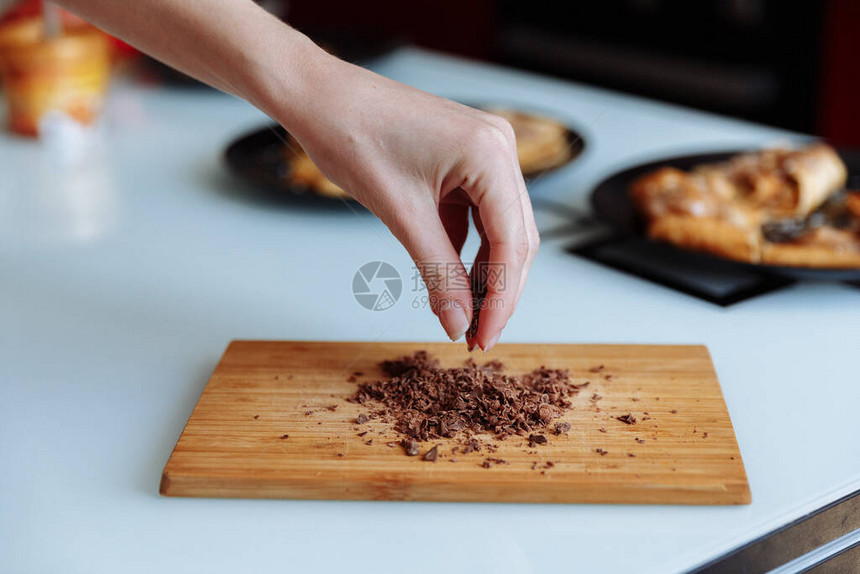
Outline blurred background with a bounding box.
[284,0,859,146]
[0,0,857,144]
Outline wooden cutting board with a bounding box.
[161,341,750,505]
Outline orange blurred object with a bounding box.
[0,18,110,137]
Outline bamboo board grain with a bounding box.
[161,341,751,505]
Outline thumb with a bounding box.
[388,205,474,341]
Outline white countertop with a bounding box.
[1,47,858,574]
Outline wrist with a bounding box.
[244,24,338,135]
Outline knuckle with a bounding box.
[493,116,516,142]
[513,239,530,261]
[469,122,512,156]
[532,234,541,255]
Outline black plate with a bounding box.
[224,114,586,203]
[591,148,860,281]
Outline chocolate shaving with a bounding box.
[528,434,548,447]
[349,351,577,448]
[356,431,368,437]
[402,439,419,456]
[355,414,369,424]
[279,434,289,439]
[553,422,571,435]
[616,413,637,425]
[422,445,439,462]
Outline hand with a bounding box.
[281,54,539,351]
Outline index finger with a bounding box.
[463,153,534,352]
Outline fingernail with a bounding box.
[440,306,469,341]
[482,332,501,353]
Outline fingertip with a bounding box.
[481,331,501,353]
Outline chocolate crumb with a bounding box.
[631,397,640,402]
[356,431,368,437]
[702,432,708,439]
[450,458,458,463]
[353,371,363,376]
[598,427,607,433]
[326,405,339,412]
[304,410,314,417]
[481,460,493,469]
[589,365,605,373]
[253,415,260,420]
[554,422,571,435]
[616,414,637,425]
[337,453,344,457]
[528,434,548,447]
[627,453,636,457]
[545,461,555,468]
[595,448,608,456]
[279,434,289,439]
[670,409,678,414]
[635,438,645,444]
[591,393,602,402]
[364,439,374,446]
[356,413,369,424]
[422,445,439,462]
[604,374,613,381]
[402,439,419,456]
[386,442,397,448]
[347,375,357,383]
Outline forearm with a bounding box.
[57,0,329,130]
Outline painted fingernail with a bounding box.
[440,306,469,341]
[482,332,501,353]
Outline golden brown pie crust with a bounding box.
[629,144,855,268]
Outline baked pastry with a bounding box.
[629,144,857,268]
